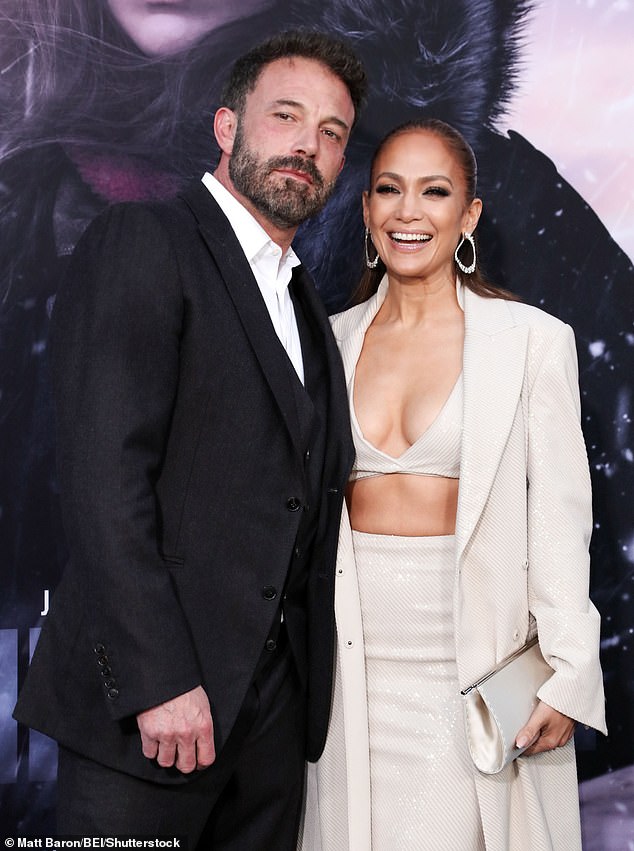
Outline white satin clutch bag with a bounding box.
[460,637,554,774]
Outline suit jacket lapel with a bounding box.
[180,182,305,458]
[336,277,389,389]
[291,264,356,482]
[455,288,529,563]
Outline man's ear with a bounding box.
[214,107,238,156]
[338,155,346,175]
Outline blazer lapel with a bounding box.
[180,182,305,458]
[335,277,389,389]
[336,279,528,564]
[455,288,529,563]
[335,279,527,565]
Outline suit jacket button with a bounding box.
[265,639,277,652]
[100,666,113,677]
[286,497,301,512]
[106,688,119,700]
[262,586,277,601]
[97,655,109,667]
[103,678,115,688]
[94,644,106,655]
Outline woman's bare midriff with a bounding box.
[347,473,459,537]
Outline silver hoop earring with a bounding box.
[364,227,379,269]
[454,232,476,275]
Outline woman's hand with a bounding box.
[515,700,576,756]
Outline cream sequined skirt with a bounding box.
[352,530,485,851]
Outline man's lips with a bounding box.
[273,168,314,185]
[266,156,323,187]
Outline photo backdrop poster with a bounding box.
[1,1,632,843]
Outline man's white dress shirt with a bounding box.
[202,172,305,384]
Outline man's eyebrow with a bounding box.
[325,115,350,132]
[270,99,350,132]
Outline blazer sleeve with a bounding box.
[50,203,202,720]
[525,322,607,734]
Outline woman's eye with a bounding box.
[375,184,399,194]
[424,186,450,197]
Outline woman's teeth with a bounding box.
[390,232,431,243]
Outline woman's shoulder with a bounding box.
[473,290,572,339]
[468,290,578,371]
[504,298,568,333]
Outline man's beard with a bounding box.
[228,124,338,228]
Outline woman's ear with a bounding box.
[213,107,238,156]
[464,197,483,234]
[362,191,370,229]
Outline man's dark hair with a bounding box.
[221,29,367,126]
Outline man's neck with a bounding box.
[212,161,297,255]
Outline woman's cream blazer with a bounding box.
[301,278,606,851]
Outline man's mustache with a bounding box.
[266,155,324,188]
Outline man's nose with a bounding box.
[291,124,320,158]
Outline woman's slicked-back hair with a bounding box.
[371,119,478,202]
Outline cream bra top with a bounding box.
[350,371,463,481]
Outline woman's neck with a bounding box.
[379,272,461,327]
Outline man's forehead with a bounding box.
[253,57,348,97]
[248,57,354,119]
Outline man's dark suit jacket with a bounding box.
[14,181,354,783]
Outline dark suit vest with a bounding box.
[279,279,329,682]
